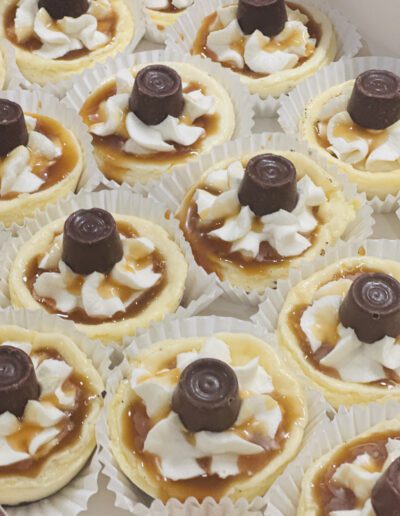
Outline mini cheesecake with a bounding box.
[298,417,400,516]
[300,69,400,200]
[0,0,135,86]
[8,208,187,342]
[145,0,194,36]
[0,99,83,227]
[108,332,307,502]
[0,324,103,505]
[278,255,400,408]
[79,62,236,184]
[177,150,359,293]
[191,0,336,98]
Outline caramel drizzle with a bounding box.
[0,347,97,478]
[147,0,187,13]
[23,222,167,325]
[191,2,321,78]
[313,431,400,515]
[4,2,117,61]
[0,114,80,201]
[287,265,400,387]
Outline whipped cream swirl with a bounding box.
[301,279,400,383]
[329,438,400,516]
[15,0,113,59]
[317,87,400,171]
[0,115,61,197]
[131,336,281,480]
[0,340,75,466]
[206,5,316,75]
[145,0,194,10]
[90,70,215,155]
[194,159,326,258]
[34,233,162,319]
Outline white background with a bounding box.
[84,1,400,513]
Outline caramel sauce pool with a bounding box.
[122,387,296,502]
[191,2,321,78]
[287,265,400,387]
[179,184,321,279]
[79,80,220,181]
[313,431,400,515]
[4,3,117,60]
[0,347,96,478]
[24,222,167,325]
[0,114,80,201]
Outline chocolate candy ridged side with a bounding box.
[238,153,298,216]
[172,358,241,432]
[129,65,184,126]
[237,0,288,37]
[347,70,400,130]
[371,457,400,516]
[62,208,123,275]
[0,100,28,157]
[38,0,89,19]
[339,273,400,344]
[0,346,40,417]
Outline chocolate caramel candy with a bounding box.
[62,208,123,275]
[0,100,28,157]
[339,273,400,344]
[371,456,400,516]
[347,70,400,130]
[0,346,40,417]
[38,0,89,19]
[129,65,184,126]
[172,358,241,432]
[237,0,288,37]
[238,153,298,216]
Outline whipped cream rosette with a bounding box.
[0,189,221,344]
[0,0,143,88]
[0,307,112,513]
[265,402,400,516]
[253,239,400,409]
[97,316,329,512]
[144,0,194,44]
[279,56,400,211]
[148,133,373,305]
[0,89,102,230]
[64,49,254,186]
[165,0,361,115]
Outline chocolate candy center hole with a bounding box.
[361,280,398,311]
[142,70,178,96]
[361,72,399,96]
[0,361,17,385]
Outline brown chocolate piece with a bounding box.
[0,100,28,157]
[38,0,89,19]
[62,208,123,275]
[172,358,241,432]
[339,273,400,344]
[238,153,298,216]
[371,456,400,516]
[0,346,40,417]
[237,0,288,37]
[347,70,400,130]
[129,65,184,126]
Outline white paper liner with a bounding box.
[264,400,400,516]
[62,47,255,189]
[24,0,145,98]
[0,89,104,232]
[278,56,400,212]
[96,315,329,514]
[252,238,400,332]
[0,188,222,341]
[142,132,374,306]
[0,39,30,90]
[164,0,362,117]
[0,307,113,516]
